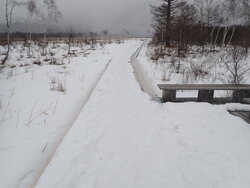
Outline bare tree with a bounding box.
[220,0,244,47]
[2,0,25,64]
[241,0,250,54]
[202,0,220,49]
[102,29,108,44]
[222,46,250,84]
[194,0,205,49]
[66,27,74,55]
[43,0,61,22]
[90,32,98,50]
[43,0,61,47]
[25,0,41,57]
[241,0,250,25]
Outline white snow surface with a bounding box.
[35,41,250,188]
[0,41,117,188]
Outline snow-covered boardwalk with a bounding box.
[35,41,250,188]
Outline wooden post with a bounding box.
[162,90,176,102]
[233,90,250,103]
[198,90,214,103]
[233,90,244,102]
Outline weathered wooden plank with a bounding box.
[158,84,250,91]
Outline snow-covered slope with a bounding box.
[35,40,250,188]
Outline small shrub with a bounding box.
[188,59,210,81]
[160,62,171,81]
[151,48,166,61]
[221,46,250,84]
[33,56,42,66]
[49,58,57,65]
[50,76,57,84]
[33,61,42,66]
[50,77,66,93]
[56,82,66,92]
[181,70,193,84]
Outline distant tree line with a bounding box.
[0,31,132,44]
[151,0,250,54]
[0,32,89,42]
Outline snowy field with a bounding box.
[1,39,250,188]
[0,40,125,187]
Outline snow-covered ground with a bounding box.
[0,41,126,187]
[35,40,250,188]
[1,39,250,188]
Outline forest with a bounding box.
[151,0,250,55]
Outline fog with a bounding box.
[0,0,160,36]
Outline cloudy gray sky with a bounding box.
[0,0,160,35]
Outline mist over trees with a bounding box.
[151,0,250,53]
[1,0,61,64]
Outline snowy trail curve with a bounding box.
[35,40,250,188]
[131,41,159,101]
[34,41,145,187]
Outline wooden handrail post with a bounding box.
[198,90,214,103]
[162,90,176,102]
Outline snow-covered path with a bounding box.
[36,41,250,188]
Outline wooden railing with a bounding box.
[158,84,250,103]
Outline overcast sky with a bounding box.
[0,0,160,35]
